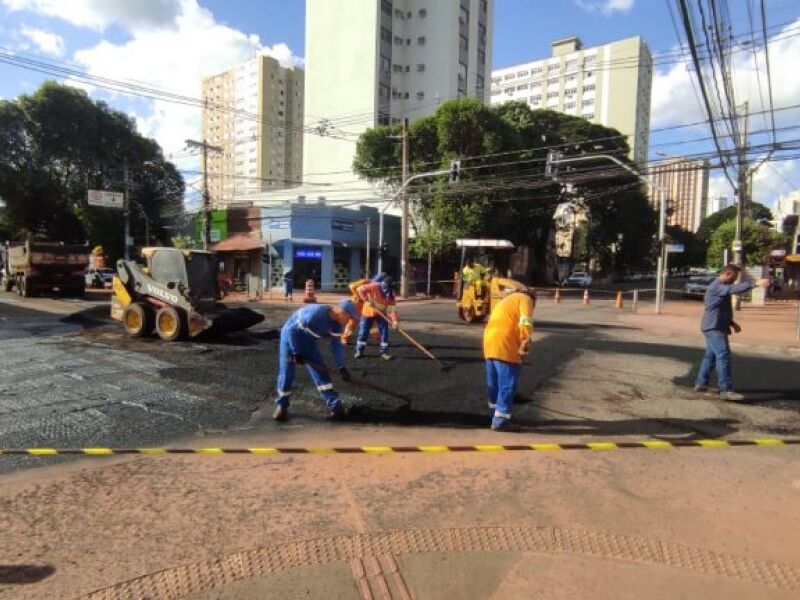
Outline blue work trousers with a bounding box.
[275,329,340,410]
[356,316,390,354]
[485,359,521,428]
[695,330,733,392]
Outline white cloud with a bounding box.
[71,0,302,156]
[1,0,181,32]
[575,0,635,15]
[653,19,800,209]
[19,25,65,56]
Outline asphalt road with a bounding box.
[0,293,798,474]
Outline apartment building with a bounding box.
[649,157,710,233]
[706,195,731,218]
[201,55,304,204]
[490,36,652,165]
[303,0,494,183]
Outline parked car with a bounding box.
[85,267,115,289]
[684,275,715,299]
[564,271,593,287]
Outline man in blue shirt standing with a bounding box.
[694,265,769,401]
[273,300,360,421]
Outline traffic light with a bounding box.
[449,159,461,183]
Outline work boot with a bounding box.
[326,404,348,421]
[379,352,393,361]
[693,385,710,393]
[354,349,364,359]
[490,420,521,432]
[720,390,746,402]
[272,404,289,422]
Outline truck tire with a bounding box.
[123,302,152,337]
[155,305,184,342]
[20,276,34,298]
[3,277,13,292]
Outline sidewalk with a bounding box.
[225,290,441,307]
[617,300,800,350]
[1,426,798,599]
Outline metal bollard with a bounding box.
[796,304,800,340]
[632,289,639,314]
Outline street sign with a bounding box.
[666,243,684,253]
[88,190,124,209]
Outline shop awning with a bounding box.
[209,235,265,252]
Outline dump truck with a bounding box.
[111,247,264,341]
[2,240,89,297]
[456,239,528,323]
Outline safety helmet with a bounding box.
[338,299,360,320]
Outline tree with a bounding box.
[353,99,654,282]
[0,82,185,260]
[707,218,787,268]
[664,225,706,268]
[696,202,772,246]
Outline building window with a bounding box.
[481,0,488,12]
[516,84,528,91]
[459,7,469,24]
[417,63,426,72]
[584,55,596,66]
[393,64,403,73]
[582,99,594,107]
[478,23,486,44]
[547,77,558,86]
[419,8,427,17]
[547,91,559,99]
[491,76,500,84]
[505,87,514,96]
[566,59,578,71]
[394,8,403,18]
[491,88,501,96]
[379,83,390,101]
[566,74,577,83]
[394,36,403,45]
[583,84,595,93]
[585,70,594,79]
[380,55,391,74]
[531,67,543,77]
[417,91,425,100]
[504,73,515,80]
[458,62,468,85]
[517,70,529,78]
[565,102,576,110]
[478,48,485,65]
[459,34,468,51]
[477,74,484,91]
[404,92,409,99]
[530,95,542,104]
[418,36,426,45]
[381,27,392,44]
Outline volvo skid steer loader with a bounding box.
[111,247,264,341]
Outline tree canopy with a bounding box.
[0,81,185,261]
[353,99,656,282]
[707,218,786,268]
[696,201,772,246]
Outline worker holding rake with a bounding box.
[355,276,398,361]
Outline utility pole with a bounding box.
[732,101,749,311]
[365,217,371,278]
[123,159,130,261]
[185,139,222,250]
[400,118,410,298]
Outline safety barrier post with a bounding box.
[554,288,561,304]
[615,290,623,310]
[582,289,590,306]
[632,289,639,314]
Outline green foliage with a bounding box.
[353,99,651,281]
[696,202,772,246]
[707,218,786,268]
[665,225,706,268]
[0,81,185,261]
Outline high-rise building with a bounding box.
[649,157,710,232]
[201,55,304,204]
[490,36,652,165]
[303,0,494,183]
[706,195,730,218]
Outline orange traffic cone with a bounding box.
[582,289,590,305]
[303,278,317,303]
[554,288,561,304]
[615,290,624,310]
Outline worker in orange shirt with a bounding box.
[483,289,535,431]
[355,276,398,360]
[341,273,387,345]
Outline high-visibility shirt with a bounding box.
[483,292,534,365]
[357,281,396,318]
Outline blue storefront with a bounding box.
[261,203,401,292]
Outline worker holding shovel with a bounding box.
[355,276,398,361]
[272,300,360,422]
[483,289,536,431]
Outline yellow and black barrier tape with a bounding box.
[1,438,798,456]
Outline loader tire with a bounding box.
[20,276,33,298]
[123,302,151,338]
[155,305,184,342]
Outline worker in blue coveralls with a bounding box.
[272,299,361,421]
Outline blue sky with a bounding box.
[1,0,799,209]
